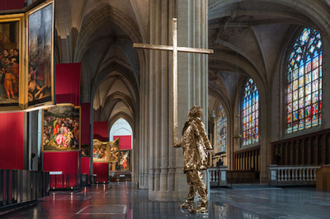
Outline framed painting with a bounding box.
[93,139,109,162]
[81,144,90,157]
[109,138,120,162]
[115,150,131,171]
[26,0,54,108]
[42,104,81,152]
[0,14,24,110]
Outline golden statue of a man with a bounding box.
[174,105,213,213]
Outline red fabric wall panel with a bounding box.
[81,103,90,144]
[0,0,24,10]
[55,63,81,106]
[80,157,90,174]
[0,112,24,169]
[93,121,108,141]
[43,151,79,174]
[113,135,132,150]
[93,162,108,182]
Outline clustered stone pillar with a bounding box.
[138,0,209,201]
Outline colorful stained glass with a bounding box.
[305,95,311,106]
[305,72,311,84]
[312,69,318,80]
[287,27,322,133]
[305,117,311,128]
[217,105,227,152]
[299,98,304,109]
[293,90,298,101]
[287,93,292,103]
[293,69,298,80]
[306,84,311,94]
[293,80,298,90]
[299,120,304,130]
[293,111,298,121]
[312,80,318,92]
[305,106,311,117]
[242,78,258,146]
[299,88,304,98]
[287,123,292,133]
[312,92,318,103]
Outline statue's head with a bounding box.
[188,105,203,119]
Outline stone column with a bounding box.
[141,0,209,201]
[146,0,178,200]
[176,0,209,200]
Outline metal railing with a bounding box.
[268,165,321,186]
[0,170,49,208]
[208,166,228,187]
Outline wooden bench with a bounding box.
[227,169,259,183]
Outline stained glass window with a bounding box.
[217,105,227,152]
[242,78,259,146]
[287,27,322,133]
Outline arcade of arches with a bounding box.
[5,0,330,205]
[52,0,330,202]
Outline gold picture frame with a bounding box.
[25,0,55,109]
[93,139,110,163]
[42,103,81,152]
[0,13,25,110]
[0,0,55,111]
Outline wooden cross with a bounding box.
[133,18,213,145]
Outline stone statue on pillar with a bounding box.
[173,105,213,213]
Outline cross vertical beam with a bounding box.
[172,18,178,144]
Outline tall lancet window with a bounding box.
[287,27,322,133]
[242,78,259,146]
[217,105,227,152]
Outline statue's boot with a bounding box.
[179,201,193,210]
[189,204,208,213]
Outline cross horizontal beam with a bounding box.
[133,43,214,54]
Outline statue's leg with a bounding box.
[179,171,196,209]
[189,170,208,213]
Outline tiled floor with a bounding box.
[2,182,330,218]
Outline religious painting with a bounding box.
[93,139,109,162]
[26,1,54,107]
[116,150,131,171]
[81,144,90,157]
[109,138,120,162]
[0,14,24,110]
[42,104,81,151]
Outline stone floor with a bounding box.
[2,182,330,218]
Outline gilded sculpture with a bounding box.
[174,105,213,213]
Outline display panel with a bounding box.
[42,104,81,151]
[93,139,109,162]
[287,27,322,133]
[81,144,90,157]
[115,150,131,171]
[27,1,54,108]
[109,138,120,162]
[0,14,24,110]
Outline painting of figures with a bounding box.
[116,150,131,171]
[93,139,109,162]
[28,3,53,106]
[81,144,90,157]
[109,138,120,162]
[0,21,20,107]
[42,104,80,151]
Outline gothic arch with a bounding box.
[108,112,134,134]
